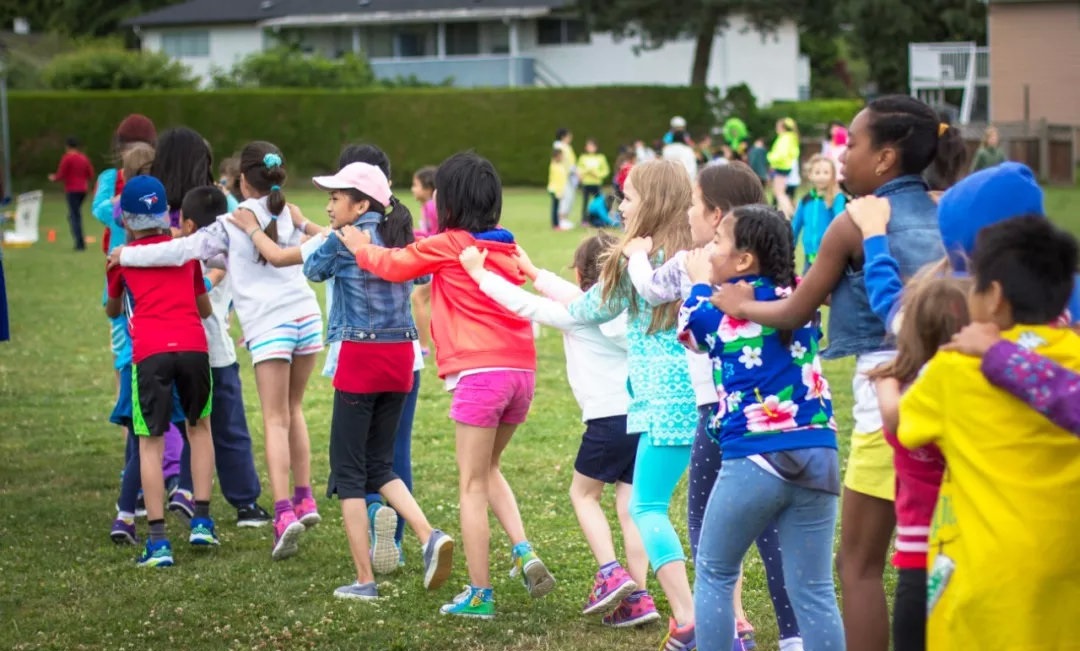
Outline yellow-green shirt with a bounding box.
[767,132,800,172]
[548,161,567,198]
[899,324,1080,651]
[577,153,610,186]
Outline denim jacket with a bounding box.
[303,212,417,344]
[825,175,943,359]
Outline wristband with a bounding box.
[203,278,213,293]
[299,220,310,233]
[246,226,260,237]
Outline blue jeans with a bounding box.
[365,370,419,543]
[695,457,843,651]
[630,435,691,571]
[210,363,262,508]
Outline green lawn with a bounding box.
[2,185,1078,651]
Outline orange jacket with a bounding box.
[354,230,537,378]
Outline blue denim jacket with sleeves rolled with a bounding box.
[303,211,417,344]
[824,174,944,359]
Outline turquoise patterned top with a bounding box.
[569,273,698,446]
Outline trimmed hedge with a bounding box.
[768,99,864,136]
[10,87,710,187]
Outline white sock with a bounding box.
[779,636,805,651]
[117,510,135,521]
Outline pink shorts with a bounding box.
[449,370,535,429]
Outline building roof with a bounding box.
[125,0,570,28]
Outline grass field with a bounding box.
[2,184,1078,651]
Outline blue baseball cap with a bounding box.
[120,175,170,231]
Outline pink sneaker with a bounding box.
[602,591,662,628]
[294,497,321,528]
[271,510,305,561]
[583,566,637,616]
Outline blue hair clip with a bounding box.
[263,153,282,169]
[270,184,281,192]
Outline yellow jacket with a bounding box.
[767,132,800,172]
[577,153,610,186]
[548,161,568,198]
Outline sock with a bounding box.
[778,637,805,651]
[470,586,494,601]
[274,499,293,519]
[292,486,312,506]
[164,474,180,494]
[148,519,166,543]
[599,560,621,577]
[194,500,210,519]
[117,511,135,522]
[512,540,533,557]
[628,589,647,600]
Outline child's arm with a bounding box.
[229,208,302,268]
[625,237,686,306]
[460,247,581,331]
[104,265,124,318]
[791,200,805,242]
[598,155,610,181]
[848,196,901,326]
[114,223,227,268]
[91,170,118,228]
[678,284,722,354]
[567,282,623,326]
[302,230,347,283]
[205,268,226,289]
[341,225,449,282]
[874,376,902,435]
[190,260,212,318]
[897,354,948,450]
[943,323,1080,436]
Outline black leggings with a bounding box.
[893,567,928,651]
[66,191,86,249]
[549,192,560,228]
[581,184,601,223]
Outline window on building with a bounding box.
[395,25,435,57]
[366,29,394,59]
[536,18,589,46]
[446,21,480,56]
[160,30,210,58]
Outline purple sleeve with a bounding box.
[982,340,1080,436]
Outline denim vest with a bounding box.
[302,212,417,344]
[824,175,944,359]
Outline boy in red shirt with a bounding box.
[105,175,216,567]
[49,137,95,251]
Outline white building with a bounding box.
[126,0,804,104]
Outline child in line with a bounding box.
[969,125,1005,173]
[105,175,217,567]
[767,118,800,215]
[899,216,1080,650]
[338,152,553,618]
[747,138,769,187]
[564,159,699,650]
[548,149,568,231]
[868,274,969,651]
[218,157,242,211]
[112,141,324,561]
[792,155,846,271]
[711,95,968,651]
[458,234,659,628]
[577,138,611,225]
[151,127,215,235]
[680,205,842,651]
[555,128,578,229]
[411,165,438,357]
[249,162,453,599]
[178,186,270,528]
[623,162,802,650]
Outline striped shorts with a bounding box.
[246,314,324,365]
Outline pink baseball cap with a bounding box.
[312,162,392,207]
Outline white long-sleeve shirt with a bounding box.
[477,268,629,422]
[626,250,716,407]
[120,197,321,343]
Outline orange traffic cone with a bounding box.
[47,228,57,243]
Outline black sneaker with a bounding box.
[237,503,272,528]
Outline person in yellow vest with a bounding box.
[547,148,569,231]
[554,128,577,229]
[899,215,1080,651]
[577,138,610,226]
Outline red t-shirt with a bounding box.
[333,341,414,394]
[107,235,208,364]
[55,151,95,193]
[884,428,945,570]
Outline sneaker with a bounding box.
[421,529,454,591]
[134,492,147,519]
[660,617,696,651]
[294,497,321,528]
[369,503,400,575]
[510,542,556,599]
[136,539,174,568]
[582,566,637,616]
[602,592,661,628]
[167,488,194,521]
[189,517,220,547]
[237,503,272,528]
[737,625,757,651]
[439,585,495,619]
[110,518,137,545]
[271,510,306,561]
[333,581,379,601]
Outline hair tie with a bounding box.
[938,123,949,137]
[270,184,281,192]
[263,153,282,169]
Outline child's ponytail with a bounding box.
[926,122,968,191]
[239,140,288,262]
[377,195,415,249]
[865,95,969,191]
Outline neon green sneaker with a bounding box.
[510,541,556,599]
[440,585,495,619]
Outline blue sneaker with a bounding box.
[422,529,454,591]
[333,581,379,601]
[189,517,220,547]
[137,539,174,568]
[440,585,495,619]
[369,503,400,575]
[510,541,556,599]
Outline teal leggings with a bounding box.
[629,435,692,572]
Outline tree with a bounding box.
[578,0,799,87]
[844,0,985,95]
[0,0,185,38]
